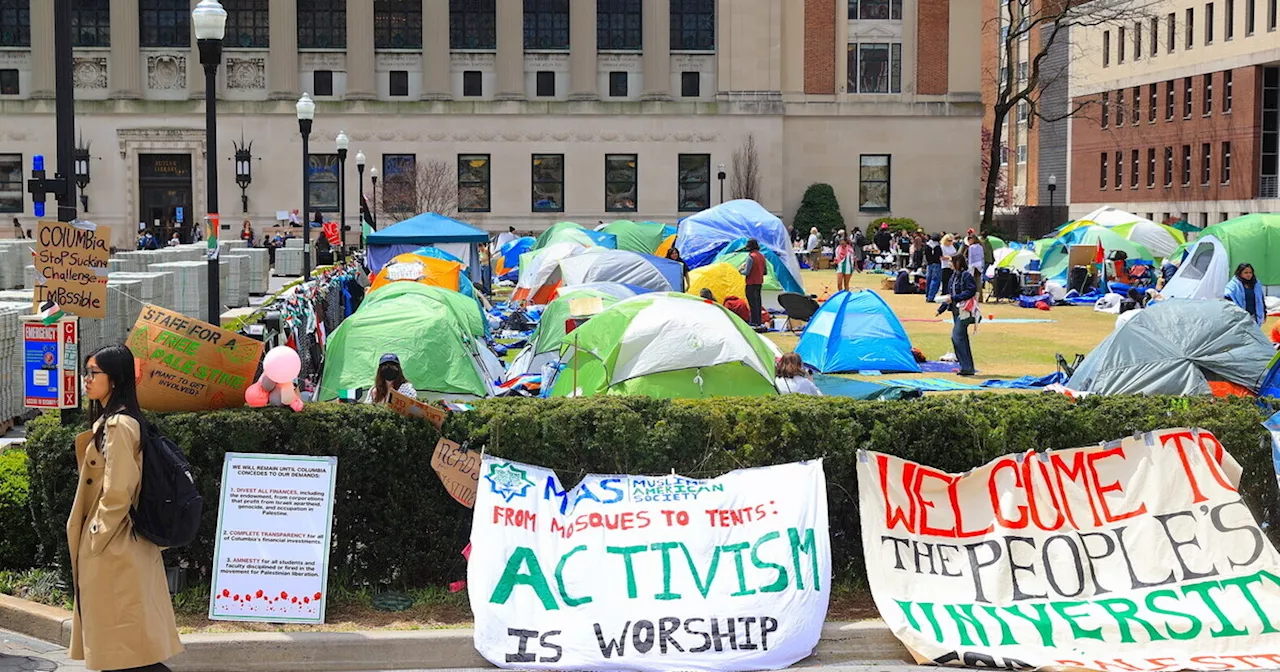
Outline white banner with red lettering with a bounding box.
[858,428,1280,671]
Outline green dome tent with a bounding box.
[506,286,631,378]
[318,283,501,400]
[599,220,675,254]
[533,221,617,250]
[550,293,778,398]
[1039,226,1152,282]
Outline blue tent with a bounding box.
[495,236,535,281]
[366,212,489,275]
[410,245,466,266]
[714,237,805,295]
[795,291,920,374]
[675,200,802,282]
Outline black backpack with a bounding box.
[130,422,203,548]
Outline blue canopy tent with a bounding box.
[366,213,490,281]
[795,290,920,374]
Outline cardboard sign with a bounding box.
[858,428,1280,671]
[128,304,264,411]
[33,220,112,318]
[387,389,447,430]
[469,458,830,671]
[430,438,478,508]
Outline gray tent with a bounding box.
[1068,299,1275,396]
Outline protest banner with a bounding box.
[32,220,111,318]
[858,428,1280,671]
[1267,412,1280,494]
[431,438,478,508]
[469,457,830,671]
[387,389,447,430]
[209,453,337,624]
[127,304,264,411]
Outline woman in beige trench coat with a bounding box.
[67,344,183,671]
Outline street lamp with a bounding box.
[370,166,378,230]
[1047,173,1058,219]
[234,136,252,212]
[297,93,316,278]
[355,150,366,249]
[336,130,349,258]
[717,163,726,204]
[73,142,90,212]
[193,0,226,326]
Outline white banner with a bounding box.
[858,428,1280,671]
[468,457,830,671]
[209,453,337,624]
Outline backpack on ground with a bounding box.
[131,422,203,548]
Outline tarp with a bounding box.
[1067,298,1275,395]
[811,374,922,400]
[687,262,747,303]
[599,220,672,254]
[534,221,618,251]
[556,249,685,293]
[795,290,920,374]
[493,236,534,279]
[366,212,488,273]
[675,199,803,282]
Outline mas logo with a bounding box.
[485,462,535,503]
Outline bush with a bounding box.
[20,395,1280,590]
[0,448,38,569]
[870,217,919,233]
[793,183,845,240]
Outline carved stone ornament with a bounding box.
[226,57,266,90]
[147,55,187,90]
[73,57,108,89]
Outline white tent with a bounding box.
[1162,235,1231,300]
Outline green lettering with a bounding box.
[943,604,990,646]
[553,544,591,607]
[679,542,722,598]
[721,542,756,597]
[650,542,682,601]
[895,600,923,633]
[181,358,196,374]
[787,527,821,592]
[1145,589,1203,640]
[979,605,1019,646]
[1097,598,1166,643]
[1221,573,1280,634]
[607,544,648,599]
[1002,603,1056,647]
[1050,601,1105,642]
[1180,580,1249,638]
[489,546,559,611]
[917,602,945,642]
[751,531,787,593]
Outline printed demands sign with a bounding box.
[469,458,830,672]
[210,453,337,624]
[128,304,264,411]
[431,438,478,508]
[858,428,1280,671]
[33,220,111,318]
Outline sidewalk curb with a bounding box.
[0,594,912,671]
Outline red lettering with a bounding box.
[1163,431,1210,503]
[1219,655,1266,669]
[1189,656,1236,670]
[876,454,916,533]
[1196,433,1238,494]
[949,474,993,538]
[911,466,957,538]
[988,457,1028,530]
[1051,451,1103,528]
[1025,456,1067,532]
[1087,447,1149,523]
[1144,658,1180,671]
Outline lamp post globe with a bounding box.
[297,93,315,278]
[336,130,349,257]
[193,0,226,326]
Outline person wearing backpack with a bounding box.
[69,344,183,672]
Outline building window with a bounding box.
[1101,92,1110,127]
[72,0,111,48]
[1148,147,1156,187]
[1151,16,1159,56]
[670,0,715,51]
[1017,145,1028,164]
[458,155,491,213]
[677,154,711,211]
[1017,101,1029,123]
[1115,150,1123,188]
[1000,146,1008,165]
[608,71,628,97]
[1270,0,1277,30]
[1224,70,1233,111]
[1167,12,1176,52]
[1149,83,1157,121]
[0,68,17,95]
[1118,26,1126,62]
[389,70,409,96]
[1186,7,1194,48]
[1226,0,1234,37]
[1132,149,1140,188]
[307,154,339,211]
[1164,147,1173,186]
[1202,143,1212,184]
[1222,141,1232,182]
[382,154,416,215]
[847,43,902,93]
[858,155,891,211]
[1100,153,1109,189]
[681,71,701,97]
[313,70,334,96]
[462,70,482,96]
[605,154,638,212]
[1103,30,1110,66]
[1247,0,1256,32]
[1166,80,1175,120]
[535,70,555,96]
[450,0,496,49]
[225,0,270,48]
[598,0,641,50]
[1204,73,1213,114]
[140,0,190,48]
[298,0,346,49]
[1182,144,1192,185]
[1116,89,1125,126]
[849,0,904,19]
[1206,2,1214,42]
[531,154,564,213]
[0,0,28,47]
[0,154,20,212]
[1184,76,1193,117]
[375,0,422,49]
[1018,61,1028,82]
[1133,86,1142,124]
[1134,22,1142,59]
[525,0,569,49]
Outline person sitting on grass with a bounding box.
[775,352,822,395]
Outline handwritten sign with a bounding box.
[33,220,112,318]
[430,438,478,508]
[128,304,264,411]
[387,389,447,430]
[858,428,1280,671]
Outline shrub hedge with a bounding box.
[0,448,37,569]
[19,395,1280,590]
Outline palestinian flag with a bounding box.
[338,388,362,402]
[35,299,64,325]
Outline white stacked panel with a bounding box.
[275,247,304,277]
[0,243,23,289]
[109,272,175,313]
[233,248,270,295]
[220,240,247,252]
[149,261,208,319]
[219,258,231,314]
[103,277,143,346]
[222,255,249,308]
[0,302,24,422]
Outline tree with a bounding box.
[378,159,458,223]
[979,127,1011,209]
[730,134,761,202]
[793,183,845,239]
[980,0,1157,232]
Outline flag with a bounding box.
[338,388,362,401]
[1094,240,1106,264]
[35,299,64,325]
[29,248,46,285]
[322,220,341,246]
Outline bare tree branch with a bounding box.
[379,159,458,223]
[730,134,761,201]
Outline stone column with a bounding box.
[569,0,597,99]
[346,0,376,99]
[495,0,524,99]
[422,0,451,99]
[269,0,300,99]
[109,0,142,97]
[189,0,205,99]
[29,0,54,98]
[642,0,671,100]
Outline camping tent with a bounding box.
[599,220,676,254]
[675,200,803,282]
[688,263,746,304]
[554,282,647,300]
[368,252,464,293]
[714,238,805,294]
[512,242,587,304]
[534,221,618,250]
[318,283,503,400]
[1067,299,1275,395]
[549,292,778,398]
[795,290,920,374]
[556,249,685,293]
[1163,214,1280,299]
[1038,226,1153,281]
[506,286,632,379]
[365,212,489,277]
[493,236,535,280]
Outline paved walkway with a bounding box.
[0,630,79,672]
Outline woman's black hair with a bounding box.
[85,344,147,448]
[951,254,969,271]
[372,360,408,403]
[1235,263,1256,284]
